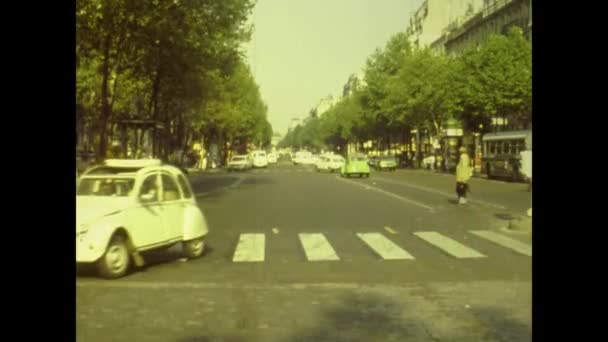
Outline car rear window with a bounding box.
[85,166,142,175]
[177,174,193,198]
[77,177,135,197]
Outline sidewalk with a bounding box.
[398,167,487,179]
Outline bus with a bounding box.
[481,130,531,182]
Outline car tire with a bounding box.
[365,173,370,178]
[183,237,205,259]
[97,234,131,279]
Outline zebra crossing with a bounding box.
[230,229,531,263]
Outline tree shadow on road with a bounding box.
[284,292,426,342]
[467,306,531,342]
[191,176,241,194]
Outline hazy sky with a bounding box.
[244,0,423,136]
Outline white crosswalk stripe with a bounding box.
[229,230,529,263]
[469,230,532,256]
[357,233,415,260]
[414,231,486,258]
[232,233,265,262]
[299,233,340,261]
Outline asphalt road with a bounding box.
[77,160,532,341]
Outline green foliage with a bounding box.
[76,0,269,158]
[281,27,531,152]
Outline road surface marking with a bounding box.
[272,228,279,234]
[299,233,340,261]
[336,176,434,212]
[384,226,398,234]
[372,176,507,210]
[469,230,532,256]
[414,231,486,258]
[357,233,414,260]
[233,233,265,262]
[228,176,245,189]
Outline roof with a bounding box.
[82,159,184,177]
[482,130,531,141]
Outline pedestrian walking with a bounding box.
[455,146,473,204]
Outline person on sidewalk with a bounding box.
[456,146,473,204]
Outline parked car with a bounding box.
[341,154,371,178]
[293,151,314,165]
[77,159,209,278]
[267,153,278,164]
[375,155,398,171]
[368,155,379,168]
[227,155,250,171]
[251,150,269,168]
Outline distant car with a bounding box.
[251,150,268,168]
[341,154,371,178]
[227,155,250,171]
[316,155,345,173]
[293,151,314,165]
[368,156,379,168]
[267,153,278,164]
[77,159,209,278]
[376,155,398,171]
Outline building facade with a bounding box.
[407,0,484,49]
[437,0,531,56]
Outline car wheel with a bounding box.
[183,237,205,259]
[97,234,131,279]
[365,173,370,178]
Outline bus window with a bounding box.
[516,140,526,153]
[504,141,512,155]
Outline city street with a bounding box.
[77,160,532,342]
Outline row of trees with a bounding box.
[279,27,531,155]
[76,0,272,161]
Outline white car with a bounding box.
[267,153,278,164]
[315,155,345,172]
[76,159,209,278]
[293,151,314,165]
[227,155,250,171]
[251,150,269,168]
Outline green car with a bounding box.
[341,154,370,178]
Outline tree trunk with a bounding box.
[150,62,162,157]
[98,34,112,159]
